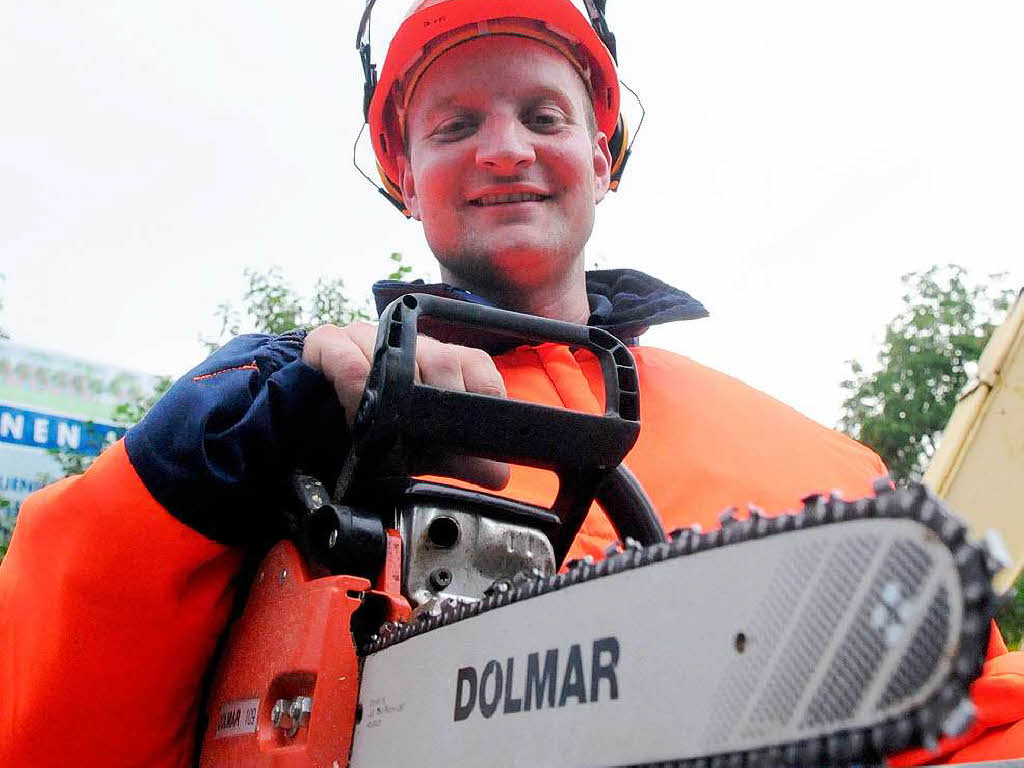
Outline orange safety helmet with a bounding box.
[357,0,632,216]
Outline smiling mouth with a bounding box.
[469,192,550,206]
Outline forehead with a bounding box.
[405,35,590,120]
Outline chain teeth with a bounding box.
[359,482,997,767]
[981,530,1012,576]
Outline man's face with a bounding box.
[398,35,612,293]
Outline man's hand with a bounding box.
[303,322,511,490]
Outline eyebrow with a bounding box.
[418,95,464,120]
[419,86,580,121]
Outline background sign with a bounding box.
[0,342,156,528]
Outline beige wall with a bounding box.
[924,292,1024,592]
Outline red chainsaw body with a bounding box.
[199,533,410,767]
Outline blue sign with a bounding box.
[0,403,124,456]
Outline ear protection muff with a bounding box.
[608,113,630,192]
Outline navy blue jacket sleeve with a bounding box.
[124,330,347,549]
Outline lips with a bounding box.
[469,192,551,206]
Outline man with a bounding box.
[1,1,1021,765]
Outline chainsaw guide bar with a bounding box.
[351,484,1003,767]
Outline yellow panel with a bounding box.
[924,292,1024,592]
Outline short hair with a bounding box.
[583,97,598,139]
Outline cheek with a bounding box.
[414,161,464,223]
[547,144,596,196]
[412,158,463,249]
[548,145,598,238]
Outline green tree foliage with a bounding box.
[48,377,174,479]
[839,266,1014,482]
[111,376,174,426]
[208,253,412,345]
[839,266,1021,648]
[999,572,1024,651]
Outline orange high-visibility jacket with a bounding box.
[3,314,1023,766]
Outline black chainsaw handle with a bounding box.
[337,294,665,561]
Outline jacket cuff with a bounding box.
[125,331,347,549]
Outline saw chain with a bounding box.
[355,482,1006,767]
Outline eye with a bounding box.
[434,116,477,140]
[525,107,567,131]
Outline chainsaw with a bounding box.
[198,294,1008,767]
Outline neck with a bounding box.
[439,261,590,324]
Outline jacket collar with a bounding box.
[372,268,708,351]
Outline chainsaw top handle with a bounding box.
[335,293,665,563]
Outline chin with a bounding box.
[441,247,575,293]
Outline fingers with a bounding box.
[404,339,511,489]
[302,322,377,424]
[415,336,467,392]
[303,323,510,489]
[415,338,508,399]
[454,346,507,399]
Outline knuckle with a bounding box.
[306,329,371,385]
[423,344,461,377]
[463,348,506,396]
[463,347,493,366]
[304,323,339,346]
[342,320,377,341]
[302,325,338,366]
[325,345,371,383]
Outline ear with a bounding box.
[397,154,422,221]
[592,132,612,204]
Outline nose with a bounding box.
[475,116,535,174]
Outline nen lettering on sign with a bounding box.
[453,636,620,722]
[0,405,122,454]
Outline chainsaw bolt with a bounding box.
[430,567,453,591]
[271,696,312,738]
[327,527,339,549]
[290,697,312,728]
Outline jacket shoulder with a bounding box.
[632,345,882,464]
[620,346,886,529]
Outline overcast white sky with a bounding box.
[3,1,1022,428]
